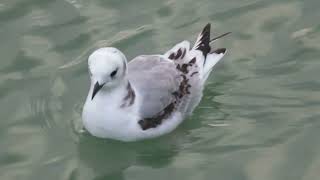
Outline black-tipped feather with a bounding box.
[196,23,211,58]
[211,48,226,54]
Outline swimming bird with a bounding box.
[82,23,229,141]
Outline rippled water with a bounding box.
[1,0,320,179]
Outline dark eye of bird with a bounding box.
[110,69,118,77]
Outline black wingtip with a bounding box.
[203,23,211,33]
[211,48,226,54]
[196,23,211,58]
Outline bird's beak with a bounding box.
[92,82,105,100]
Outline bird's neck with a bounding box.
[89,79,136,109]
[83,79,140,139]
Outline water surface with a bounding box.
[1,0,320,179]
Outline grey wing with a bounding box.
[128,55,180,118]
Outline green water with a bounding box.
[1,0,320,179]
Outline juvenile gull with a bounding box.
[82,23,229,141]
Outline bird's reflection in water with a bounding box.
[77,128,191,180]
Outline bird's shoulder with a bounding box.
[127,55,180,119]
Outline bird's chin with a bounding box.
[91,79,124,90]
[102,82,121,90]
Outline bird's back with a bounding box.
[128,55,181,119]
[128,23,227,129]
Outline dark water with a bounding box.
[1,0,320,179]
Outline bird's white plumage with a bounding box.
[82,24,227,141]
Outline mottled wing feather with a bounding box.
[128,55,180,118]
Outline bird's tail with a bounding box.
[164,23,229,83]
[192,23,230,82]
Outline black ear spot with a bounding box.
[110,68,118,78]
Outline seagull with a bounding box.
[82,23,229,142]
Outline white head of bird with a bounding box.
[88,47,128,100]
